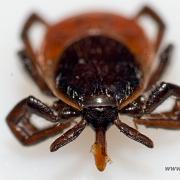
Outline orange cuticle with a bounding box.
[91,129,111,171]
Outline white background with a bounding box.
[0,0,180,180]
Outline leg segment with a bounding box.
[50,119,87,152]
[146,44,174,90]
[21,13,49,61]
[6,96,79,145]
[19,13,51,94]
[120,82,180,116]
[114,119,153,148]
[135,6,165,52]
[18,50,51,94]
[135,100,180,129]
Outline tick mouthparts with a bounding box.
[91,128,111,171]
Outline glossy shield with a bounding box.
[37,12,154,109]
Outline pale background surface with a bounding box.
[0,0,180,180]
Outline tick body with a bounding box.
[7,6,180,171]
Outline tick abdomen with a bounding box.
[56,35,141,105]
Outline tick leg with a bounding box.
[19,13,51,94]
[135,6,165,52]
[50,119,86,152]
[146,44,174,90]
[120,82,180,116]
[114,119,153,148]
[18,50,51,95]
[135,100,180,129]
[21,13,49,61]
[6,96,79,145]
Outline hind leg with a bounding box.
[19,13,51,95]
[18,50,51,94]
[135,6,165,52]
[146,44,174,90]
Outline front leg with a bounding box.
[120,82,180,117]
[6,96,80,145]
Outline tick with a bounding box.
[7,6,180,171]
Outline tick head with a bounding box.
[83,106,118,129]
[83,104,118,171]
[83,95,118,129]
[82,95,118,171]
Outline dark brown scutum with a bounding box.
[56,35,142,105]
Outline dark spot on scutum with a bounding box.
[56,35,142,105]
